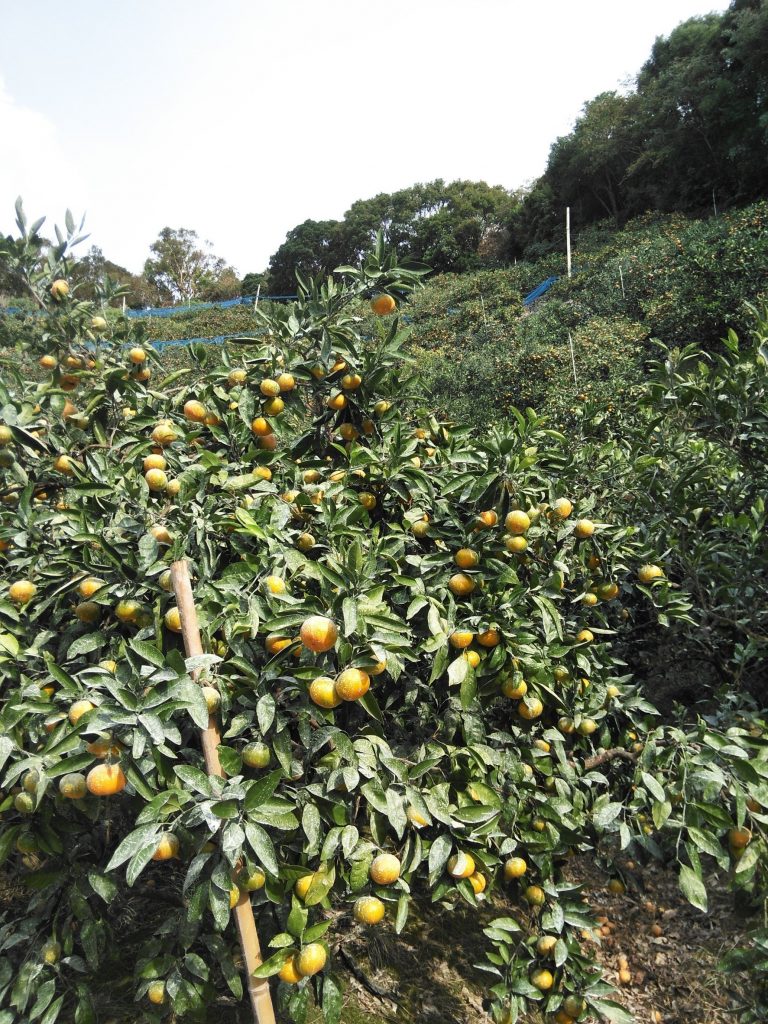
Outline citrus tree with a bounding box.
[0,203,764,1024]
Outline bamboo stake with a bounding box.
[171,560,277,1024]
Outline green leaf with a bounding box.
[641,772,666,802]
[244,821,278,876]
[106,824,159,872]
[678,863,708,912]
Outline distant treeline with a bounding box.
[262,0,767,289]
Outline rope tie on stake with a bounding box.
[171,560,276,1024]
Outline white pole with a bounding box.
[566,207,572,279]
[254,284,261,309]
[567,332,578,387]
[619,265,625,299]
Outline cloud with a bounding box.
[0,76,87,241]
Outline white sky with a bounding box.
[0,0,727,277]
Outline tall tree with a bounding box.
[266,220,343,294]
[143,228,237,304]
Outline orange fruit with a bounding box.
[505,510,530,535]
[574,519,595,538]
[277,372,295,392]
[58,772,87,799]
[638,563,664,583]
[260,378,281,397]
[505,535,528,553]
[294,874,317,901]
[86,763,127,796]
[341,373,362,390]
[9,580,36,605]
[447,852,475,878]
[371,294,396,316]
[183,400,207,422]
[299,615,338,653]
[504,856,527,879]
[354,895,385,924]
[454,548,479,569]
[278,957,302,984]
[263,397,284,416]
[39,354,57,370]
[475,510,498,529]
[477,628,500,648]
[147,981,166,1005]
[227,368,247,386]
[449,630,474,650]
[242,742,271,768]
[152,833,180,861]
[448,573,476,597]
[129,347,147,364]
[469,872,486,894]
[406,806,428,828]
[53,454,75,475]
[524,885,545,905]
[68,699,95,725]
[518,697,543,720]
[465,650,481,668]
[370,853,400,885]
[334,669,370,702]
[75,601,100,623]
[145,468,168,492]
[729,827,752,849]
[164,608,182,633]
[531,968,554,991]
[552,497,573,519]
[501,675,527,699]
[50,279,69,300]
[296,943,327,977]
[151,423,177,446]
[309,676,341,709]
[576,629,594,644]
[536,935,558,956]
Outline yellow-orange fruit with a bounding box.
[505,510,531,535]
[574,518,595,538]
[58,772,87,799]
[299,615,338,653]
[9,580,36,605]
[279,957,302,984]
[260,379,281,397]
[86,763,127,796]
[184,400,207,422]
[370,853,400,885]
[164,607,182,633]
[152,833,180,861]
[477,628,501,648]
[504,856,527,879]
[143,454,166,471]
[334,668,370,702]
[552,497,573,519]
[447,852,476,879]
[277,372,295,391]
[448,573,476,597]
[68,699,95,725]
[518,697,544,720]
[296,943,327,977]
[309,676,341,709]
[371,294,396,316]
[450,630,474,649]
[454,548,479,569]
[354,895,385,924]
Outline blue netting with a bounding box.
[0,294,298,318]
[522,276,559,306]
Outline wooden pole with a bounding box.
[170,560,277,1024]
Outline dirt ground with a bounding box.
[3,852,754,1024]
[314,855,754,1024]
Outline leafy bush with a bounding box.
[0,207,766,1024]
